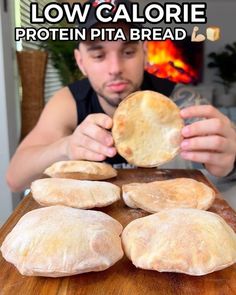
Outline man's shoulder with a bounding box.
[68,78,93,101]
[68,77,91,90]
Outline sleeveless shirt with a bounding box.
[68,71,176,165]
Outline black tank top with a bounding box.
[68,71,175,165]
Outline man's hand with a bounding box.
[66,113,117,161]
[180,105,236,177]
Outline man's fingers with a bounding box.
[68,113,116,162]
[181,118,231,138]
[80,122,113,146]
[85,113,113,129]
[180,150,231,166]
[180,151,235,177]
[180,105,225,120]
[73,147,106,162]
[180,135,231,153]
[180,151,219,165]
[78,134,116,158]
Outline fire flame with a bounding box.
[146,40,198,84]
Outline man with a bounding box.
[6,0,236,192]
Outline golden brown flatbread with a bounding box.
[1,206,123,277]
[44,160,117,180]
[122,208,236,275]
[112,90,184,167]
[31,178,120,209]
[122,178,215,213]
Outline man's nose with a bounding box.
[108,55,123,76]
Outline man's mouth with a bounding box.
[106,80,129,92]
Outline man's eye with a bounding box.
[92,53,104,60]
[124,49,135,56]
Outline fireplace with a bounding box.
[145,37,204,85]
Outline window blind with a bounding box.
[20,0,62,102]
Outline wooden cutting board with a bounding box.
[0,169,236,295]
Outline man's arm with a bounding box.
[6,87,77,192]
[6,87,116,192]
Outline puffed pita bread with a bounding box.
[31,178,120,209]
[122,208,236,275]
[112,90,184,167]
[122,178,215,213]
[1,206,123,277]
[44,160,117,180]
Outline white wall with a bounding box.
[0,1,21,225]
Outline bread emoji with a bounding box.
[206,26,220,41]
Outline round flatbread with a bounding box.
[44,160,117,180]
[112,90,184,167]
[31,178,120,209]
[122,178,215,213]
[122,208,236,275]
[1,206,123,277]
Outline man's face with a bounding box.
[75,23,146,111]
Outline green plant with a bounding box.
[208,42,236,94]
[41,21,83,85]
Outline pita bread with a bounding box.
[122,208,236,275]
[44,160,117,180]
[112,90,184,167]
[31,178,120,209]
[122,178,215,213]
[1,206,123,277]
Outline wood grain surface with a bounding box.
[0,169,236,295]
